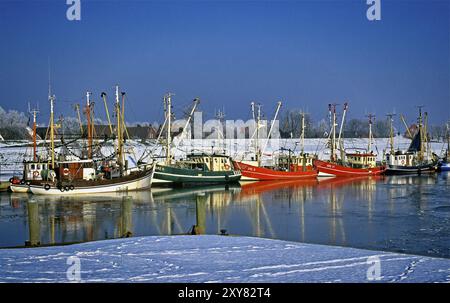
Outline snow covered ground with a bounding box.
[0,235,449,283]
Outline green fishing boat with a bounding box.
[154,153,241,185]
[152,94,240,186]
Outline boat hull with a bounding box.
[29,169,154,195]
[9,184,30,193]
[385,164,436,175]
[0,181,11,192]
[438,162,450,172]
[314,159,386,177]
[233,161,318,181]
[154,165,241,185]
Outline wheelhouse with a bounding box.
[185,153,235,172]
[346,152,377,168]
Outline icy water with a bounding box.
[0,173,449,258]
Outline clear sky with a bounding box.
[0,0,449,125]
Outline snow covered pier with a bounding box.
[0,235,449,283]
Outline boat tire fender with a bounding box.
[44,184,51,191]
[69,185,74,191]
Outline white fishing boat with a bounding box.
[27,85,155,195]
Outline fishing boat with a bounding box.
[152,94,241,185]
[9,105,49,193]
[154,153,241,185]
[384,107,437,175]
[314,103,386,177]
[234,102,318,181]
[29,85,155,195]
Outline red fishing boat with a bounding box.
[235,102,318,181]
[233,160,318,181]
[315,103,385,177]
[314,158,385,177]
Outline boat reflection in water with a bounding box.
[1,174,449,258]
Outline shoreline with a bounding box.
[1,235,449,283]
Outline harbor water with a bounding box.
[0,173,449,259]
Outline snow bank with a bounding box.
[0,235,449,283]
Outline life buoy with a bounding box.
[401,160,405,165]
[9,177,14,183]
[44,184,51,191]
[224,164,230,170]
[63,168,70,176]
[33,171,39,177]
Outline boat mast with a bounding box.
[73,104,83,135]
[300,111,305,154]
[336,102,348,162]
[115,85,124,175]
[417,106,424,162]
[256,103,262,166]
[386,113,396,154]
[261,101,282,164]
[86,91,93,159]
[366,113,375,152]
[400,114,413,139]
[446,122,450,161]
[49,94,56,169]
[30,106,39,162]
[164,93,173,165]
[101,92,114,135]
[329,104,337,162]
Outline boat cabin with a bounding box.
[58,160,96,181]
[385,151,415,167]
[346,151,377,168]
[277,153,315,171]
[185,153,235,172]
[23,161,49,181]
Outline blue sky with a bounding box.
[0,0,449,125]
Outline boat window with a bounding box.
[31,164,35,170]
[37,164,41,170]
